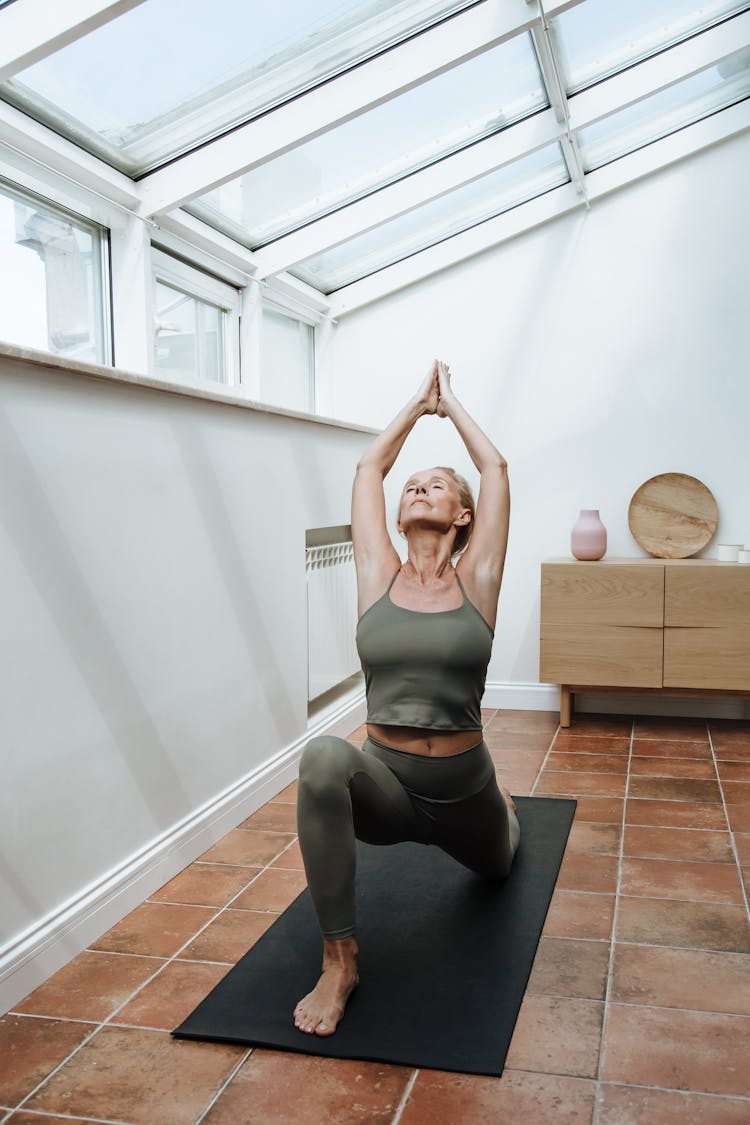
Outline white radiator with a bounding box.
[306,541,360,701]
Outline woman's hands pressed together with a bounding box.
[414,360,440,415]
[436,359,454,418]
[414,359,455,418]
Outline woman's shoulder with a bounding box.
[356,558,401,620]
[455,557,501,631]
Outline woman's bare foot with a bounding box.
[498,782,517,812]
[293,936,359,1036]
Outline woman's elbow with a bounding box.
[483,456,508,474]
[355,457,385,477]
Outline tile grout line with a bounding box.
[591,716,635,1125]
[193,1047,253,1124]
[391,1068,420,1125]
[5,1017,121,1122]
[708,726,750,925]
[595,1079,750,1103]
[529,721,561,797]
[3,1109,136,1124]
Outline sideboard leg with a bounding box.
[560,685,572,727]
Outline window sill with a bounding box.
[0,341,379,436]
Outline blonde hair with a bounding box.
[397,466,475,558]
[436,466,475,557]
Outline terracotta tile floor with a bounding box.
[2,710,750,1124]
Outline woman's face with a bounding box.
[398,469,468,536]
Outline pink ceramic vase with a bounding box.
[571,509,607,561]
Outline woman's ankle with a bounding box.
[322,935,358,969]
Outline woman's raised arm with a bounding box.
[351,363,439,615]
[436,361,510,630]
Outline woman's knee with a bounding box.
[298,735,356,794]
[486,808,521,879]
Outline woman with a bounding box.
[293,359,519,1036]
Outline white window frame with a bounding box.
[151,245,241,386]
[261,293,317,414]
[0,173,112,364]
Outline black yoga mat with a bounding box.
[173,796,575,1076]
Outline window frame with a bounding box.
[261,295,317,415]
[0,173,112,365]
[151,245,241,387]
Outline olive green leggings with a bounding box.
[297,734,521,940]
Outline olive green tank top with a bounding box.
[355,571,494,731]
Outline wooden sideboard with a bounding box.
[540,558,750,725]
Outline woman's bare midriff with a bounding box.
[366,723,481,757]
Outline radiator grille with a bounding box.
[305,541,360,701]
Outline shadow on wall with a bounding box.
[0,405,192,833]
[482,210,590,433]
[170,415,298,742]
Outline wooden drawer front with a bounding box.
[665,566,750,627]
[664,627,750,690]
[541,564,664,626]
[540,624,663,687]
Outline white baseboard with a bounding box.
[482,681,560,711]
[0,690,367,1016]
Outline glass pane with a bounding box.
[577,57,750,171]
[292,144,568,292]
[0,182,107,363]
[154,281,225,384]
[186,35,545,247]
[552,0,750,93]
[262,308,314,412]
[1,0,476,174]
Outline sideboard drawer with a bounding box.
[540,623,663,687]
[541,563,663,626]
[666,566,750,626]
[664,626,750,690]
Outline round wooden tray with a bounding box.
[628,473,718,559]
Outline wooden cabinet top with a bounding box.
[542,557,746,567]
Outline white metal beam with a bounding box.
[252,111,564,278]
[328,98,750,316]
[0,0,147,83]
[263,273,332,318]
[539,0,587,16]
[570,10,750,131]
[152,211,259,280]
[138,0,539,218]
[0,100,140,208]
[109,215,154,375]
[530,5,587,198]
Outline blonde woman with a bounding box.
[294,359,519,1036]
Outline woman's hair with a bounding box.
[398,466,475,558]
[437,466,475,557]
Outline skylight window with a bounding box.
[291,145,569,293]
[186,34,546,249]
[577,51,750,171]
[0,0,476,175]
[552,0,750,94]
[1,0,748,315]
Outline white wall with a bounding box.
[322,130,750,708]
[0,352,372,1009]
